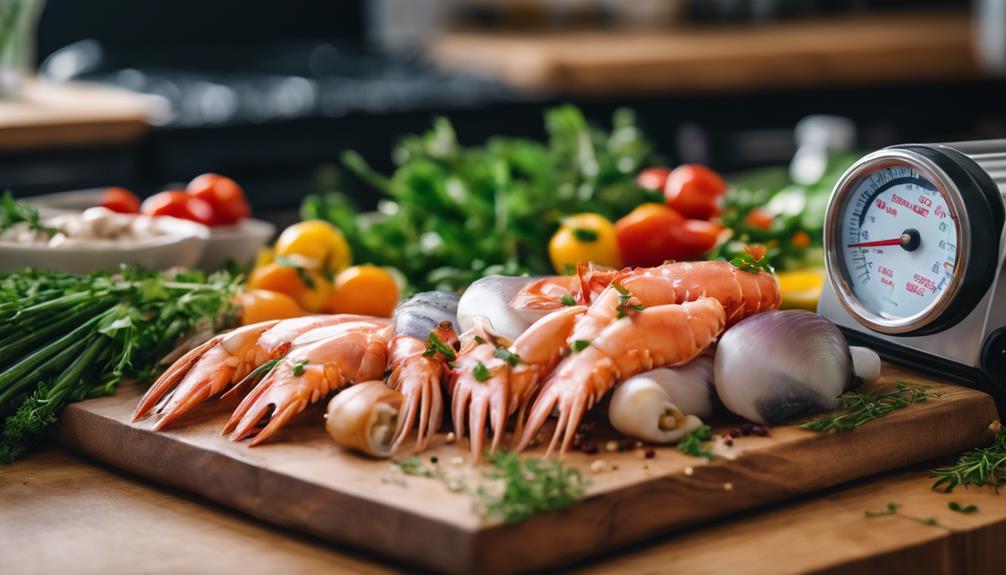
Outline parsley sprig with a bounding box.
[678,425,715,460]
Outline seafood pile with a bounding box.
[133,260,786,459]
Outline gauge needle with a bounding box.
[847,229,921,251]
[847,238,902,248]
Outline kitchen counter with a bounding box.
[2,444,1005,575]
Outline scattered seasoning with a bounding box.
[430,456,439,464]
[864,502,945,529]
[605,440,619,452]
[590,460,612,473]
[473,361,491,382]
[948,501,978,514]
[727,423,771,438]
[561,293,577,306]
[445,432,457,444]
[451,456,465,466]
[932,428,1006,493]
[643,448,656,459]
[492,347,522,366]
[579,443,599,455]
[725,438,734,447]
[424,331,457,361]
[678,425,715,460]
[684,467,694,476]
[802,382,940,432]
[473,335,487,345]
[290,359,309,377]
[723,482,733,491]
[477,452,587,524]
[572,339,591,353]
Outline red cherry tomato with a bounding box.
[99,187,141,214]
[141,190,214,225]
[615,203,723,266]
[186,173,250,226]
[636,167,671,191]
[664,164,727,220]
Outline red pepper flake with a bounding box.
[643,448,656,459]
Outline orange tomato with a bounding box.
[236,289,306,325]
[100,187,141,214]
[791,230,812,248]
[248,255,332,312]
[664,164,727,220]
[324,265,400,317]
[187,173,251,226]
[615,203,723,266]
[744,207,774,230]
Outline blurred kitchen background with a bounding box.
[3,0,1006,221]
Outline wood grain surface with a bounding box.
[430,9,978,96]
[54,365,999,574]
[0,79,151,151]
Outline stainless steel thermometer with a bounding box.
[818,140,1006,409]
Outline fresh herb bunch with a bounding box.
[801,382,939,433]
[931,428,1006,493]
[0,267,239,462]
[302,105,660,292]
[678,425,715,460]
[709,154,857,272]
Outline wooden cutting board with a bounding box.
[56,365,998,574]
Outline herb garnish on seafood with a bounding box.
[424,331,457,361]
[571,340,591,353]
[473,361,491,382]
[801,382,938,432]
[493,347,522,366]
[290,359,309,377]
[561,293,577,306]
[678,425,715,460]
[931,428,1006,493]
[612,283,645,319]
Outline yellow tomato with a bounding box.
[778,268,825,311]
[253,246,274,270]
[274,220,351,273]
[236,289,307,325]
[548,213,622,274]
[247,255,332,312]
[324,265,400,317]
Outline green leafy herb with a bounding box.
[571,227,599,242]
[424,331,457,361]
[801,382,939,433]
[473,335,486,346]
[0,268,238,463]
[274,255,316,289]
[301,105,660,293]
[0,191,55,236]
[477,451,586,524]
[678,425,715,460]
[864,502,943,528]
[948,501,978,514]
[493,347,522,367]
[290,359,309,377]
[571,340,591,353]
[612,282,644,319]
[560,293,577,306]
[473,361,491,382]
[931,428,1006,493]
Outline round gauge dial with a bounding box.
[826,150,970,334]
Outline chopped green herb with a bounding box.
[571,340,591,353]
[473,361,491,382]
[864,502,944,529]
[493,347,522,366]
[0,191,55,236]
[561,293,577,306]
[678,425,715,460]
[948,501,978,514]
[474,335,487,346]
[477,451,587,524]
[612,282,644,319]
[571,228,599,242]
[931,428,1006,493]
[290,359,309,377]
[424,331,457,361]
[801,382,939,432]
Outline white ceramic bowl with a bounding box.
[198,218,276,270]
[0,215,211,274]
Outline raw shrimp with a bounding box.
[225,323,393,446]
[132,314,389,429]
[517,298,727,456]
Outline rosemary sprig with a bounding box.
[948,501,978,514]
[931,428,1006,493]
[678,425,715,460]
[865,502,943,529]
[801,382,939,432]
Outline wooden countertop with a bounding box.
[3,444,1005,575]
[0,80,153,152]
[430,9,980,96]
